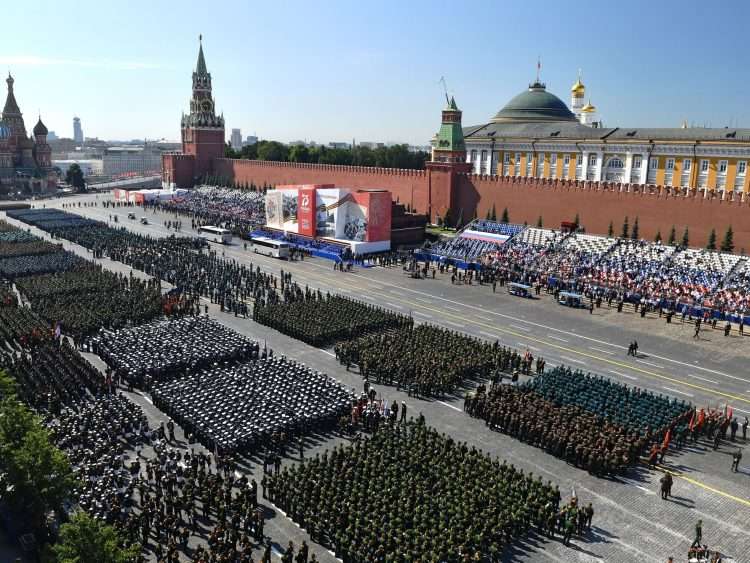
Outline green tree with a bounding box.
[668,225,676,246]
[607,221,614,237]
[53,512,139,563]
[288,144,310,163]
[631,217,639,240]
[681,227,689,247]
[706,228,717,250]
[224,143,238,158]
[64,164,86,192]
[490,204,497,222]
[443,208,452,229]
[239,143,258,160]
[536,216,543,228]
[621,216,630,239]
[500,207,509,223]
[654,230,662,243]
[0,394,75,533]
[257,141,289,162]
[0,370,18,399]
[721,226,734,252]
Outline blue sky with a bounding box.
[3,0,748,144]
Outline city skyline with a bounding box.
[4,0,749,145]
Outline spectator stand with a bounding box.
[418,219,529,270]
[156,184,267,235]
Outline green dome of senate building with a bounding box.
[491,81,577,123]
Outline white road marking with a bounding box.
[480,330,501,339]
[590,346,615,355]
[438,400,462,412]
[547,334,569,342]
[636,359,665,369]
[609,370,638,381]
[635,485,656,496]
[510,323,527,330]
[444,320,464,328]
[414,297,432,303]
[443,304,461,312]
[476,315,494,322]
[731,407,750,415]
[413,311,432,318]
[663,386,694,398]
[685,373,719,385]
[518,343,541,351]
[319,349,335,357]
[385,302,403,310]
[560,356,586,365]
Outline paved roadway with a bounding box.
[8,194,750,562]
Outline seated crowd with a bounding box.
[151,184,267,236]
[426,219,750,318]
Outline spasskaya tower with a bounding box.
[162,35,225,188]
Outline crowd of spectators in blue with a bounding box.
[425,219,750,317]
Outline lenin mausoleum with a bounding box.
[163,40,750,250]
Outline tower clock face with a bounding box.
[201,100,213,112]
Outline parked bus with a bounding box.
[250,236,290,259]
[199,225,233,244]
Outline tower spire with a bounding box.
[196,35,207,75]
[3,71,21,117]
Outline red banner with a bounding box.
[297,187,316,237]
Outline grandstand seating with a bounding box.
[515,227,559,247]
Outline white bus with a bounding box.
[199,225,233,244]
[251,236,290,259]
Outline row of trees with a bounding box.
[0,370,136,562]
[225,141,429,170]
[441,205,736,252]
[608,217,735,251]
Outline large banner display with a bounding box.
[315,188,344,238]
[264,191,283,228]
[298,187,316,237]
[265,185,391,244]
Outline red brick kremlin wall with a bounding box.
[213,158,430,211]
[458,175,750,251]
[212,158,750,251]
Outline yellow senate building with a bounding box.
[460,72,750,195]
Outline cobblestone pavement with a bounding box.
[3,196,750,562]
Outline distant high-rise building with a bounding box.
[244,135,258,146]
[73,116,83,144]
[47,130,57,140]
[230,128,242,148]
